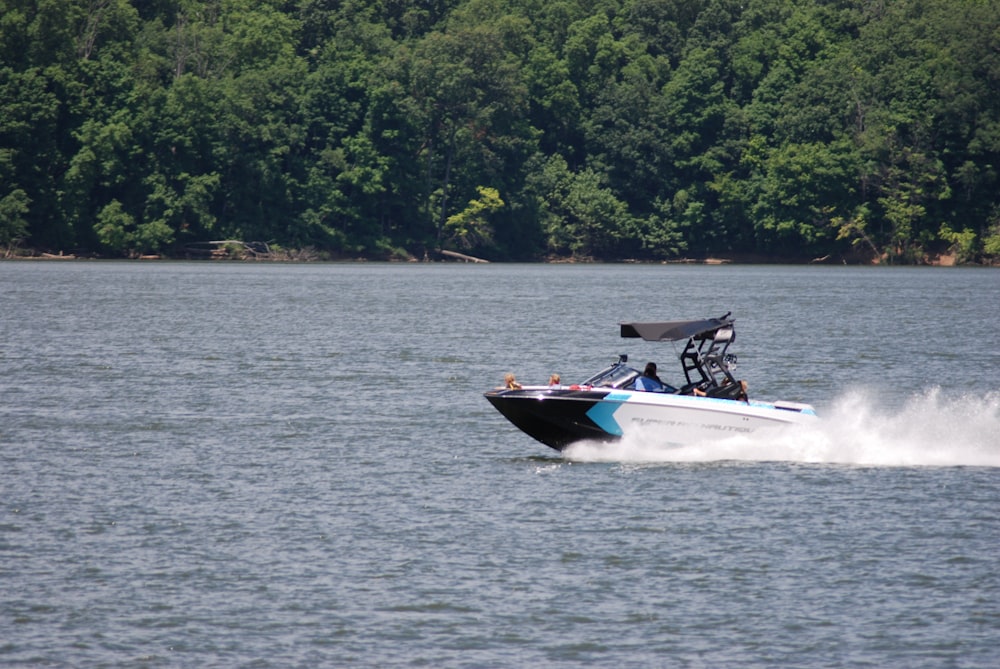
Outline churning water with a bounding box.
[566,387,1000,466]
[2,261,999,667]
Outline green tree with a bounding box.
[527,154,636,258]
[444,185,504,250]
[2,0,999,263]
[745,139,859,256]
[0,187,30,250]
[392,20,529,251]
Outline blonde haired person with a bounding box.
[504,373,522,390]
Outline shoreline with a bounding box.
[2,252,992,267]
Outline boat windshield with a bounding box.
[581,364,640,388]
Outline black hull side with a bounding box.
[484,388,618,451]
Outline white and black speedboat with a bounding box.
[485,313,817,451]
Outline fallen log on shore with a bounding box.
[440,249,489,263]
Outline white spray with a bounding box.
[563,388,1000,467]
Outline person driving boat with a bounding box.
[634,362,666,391]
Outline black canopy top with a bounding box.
[620,314,734,342]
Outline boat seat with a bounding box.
[707,380,748,401]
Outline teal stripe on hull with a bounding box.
[586,399,624,436]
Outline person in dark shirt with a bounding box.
[634,362,665,391]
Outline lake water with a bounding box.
[2,261,999,667]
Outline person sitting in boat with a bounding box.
[698,378,749,402]
[736,379,749,402]
[634,362,666,391]
[548,373,561,388]
[504,373,522,390]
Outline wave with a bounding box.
[562,387,1000,467]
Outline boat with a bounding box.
[484,313,817,451]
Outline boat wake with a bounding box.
[562,387,1000,467]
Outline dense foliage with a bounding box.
[2,0,999,262]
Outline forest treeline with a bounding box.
[2,0,999,262]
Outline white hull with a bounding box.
[589,390,817,445]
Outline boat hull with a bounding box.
[485,387,817,451]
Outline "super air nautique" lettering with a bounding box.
[630,417,754,434]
